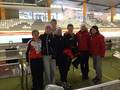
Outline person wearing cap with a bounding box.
[40,24,56,85]
[26,29,43,90]
[89,26,105,84]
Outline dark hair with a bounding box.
[90,25,99,34]
[92,26,98,30]
[32,29,39,35]
[67,24,74,28]
[51,19,57,23]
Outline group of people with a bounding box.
[26,19,106,90]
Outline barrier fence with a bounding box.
[0,41,120,90]
[75,80,120,90]
[0,46,28,90]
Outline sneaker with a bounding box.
[61,82,67,88]
[92,77,97,82]
[66,82,71,88]
[92,77,102,84]
[56,81,63,86]
[94,79,102,84]
[72,62,78,69]
[61,82,71,90]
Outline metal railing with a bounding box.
[0,45,29,90]
[0,0,36,4]
[75,80,120,90]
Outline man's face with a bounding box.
[51,21,57,28]
[67,26,73,33]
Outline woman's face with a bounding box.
[45,25,52,34]
[90,28,97,34]
[32,32,39,40]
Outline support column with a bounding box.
[47,0,51,21]
[83,0,87,23]
[111,6,116,22]
[48,9,51,21]
[0,0,6,20]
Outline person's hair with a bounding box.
[54,27,62,35]
[90,25,99,34]
[44,24,52,34]
[51,19,57,23]
[32,29,39,35]
[67,24,74,28]
[80,24,88,31]
[57,27,62,31]
[45,24,52,30]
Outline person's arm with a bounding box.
[26,41,31,62]
[99,36,106,57]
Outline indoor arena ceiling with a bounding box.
[52,0,120,12]
[1,0,120,13]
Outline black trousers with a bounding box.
[30,59,43,90]
[79,51,89,77]
[57,55,71,82]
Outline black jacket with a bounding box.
[63,33,77,49]
[40,33,56,58]
[54,35,64,57]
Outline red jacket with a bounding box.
[90,33,106,57]
[26,39,42,61]
[76,31,90,51]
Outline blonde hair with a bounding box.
[54,27,62,35]
[45,24,52,34]
[32,29,39,35]
[80,24,88,31]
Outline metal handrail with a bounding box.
[0,62,19,67]
[19,50,30,90]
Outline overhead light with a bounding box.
[37,0,43,3]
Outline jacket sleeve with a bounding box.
[39,34,45,55]
[51,35,56,59]
[26,41,31,62]
[99,36,106,57]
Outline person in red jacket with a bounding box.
[74,24,90,80]
[26,30,43,90]
[89,26,106,84]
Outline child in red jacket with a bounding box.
[89,26,106,84]
[26,30,43,90]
